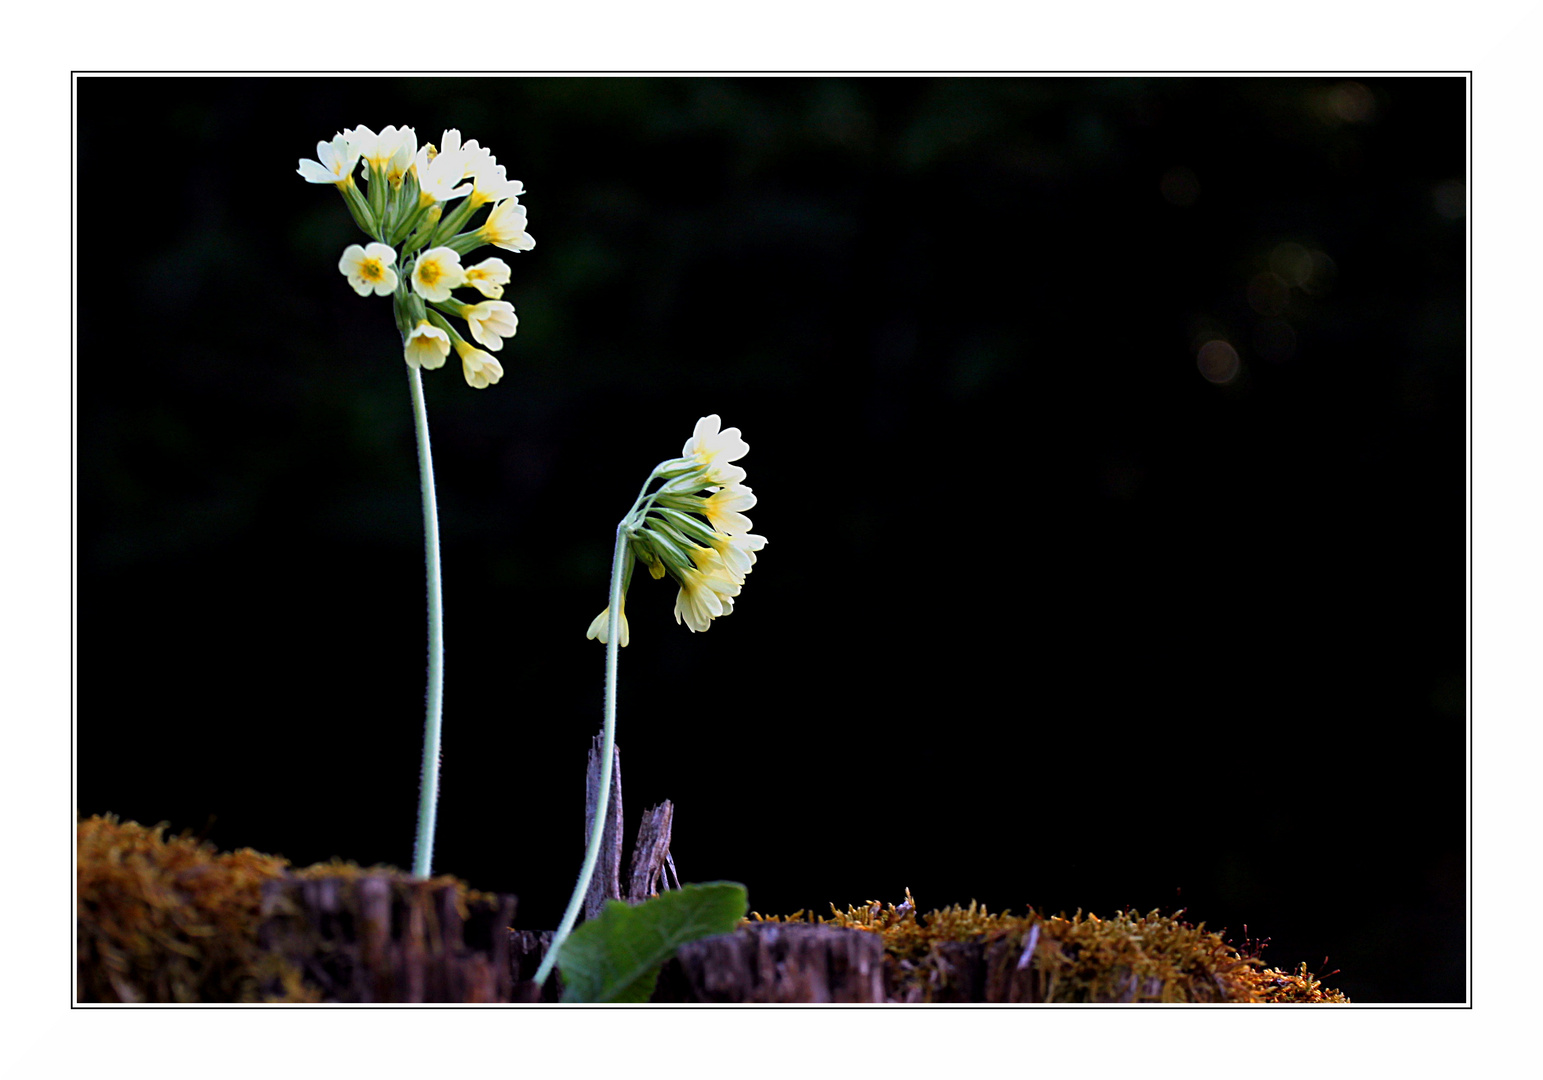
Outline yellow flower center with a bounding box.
[419,261,441,286]
[361,260,383,282]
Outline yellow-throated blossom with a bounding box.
[454,339,503,389]
[589,415,766,645]
[411,246,466,302]
[300,122,533,389]
[344,124,415,176]
[338,242,399,296]
[461,301,518,351]
[297,135,360,185]
[682,414,749,485]
[672,565,740,633]
[469,160,525,208]
[437,129,491,177]
[585,601,631,647]
[701,483,756,535]
[404,320,450,369]
[703,528,766,584]
[414,141,474,205]
[463,257,512,299]
[385,129,419,188]
[479,198,536,252]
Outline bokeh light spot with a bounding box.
[1325,81,1377,123]
[1197,339,1241,384]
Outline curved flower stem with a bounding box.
[407,364,445,879]
[535,519,631,986]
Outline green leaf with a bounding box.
[556,882,748,1003]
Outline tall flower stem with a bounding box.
[408,364,445,879]
[535,518,631,986]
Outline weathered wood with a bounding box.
[257,872,516,1003]
[659,923,886,1003]
[625,800,676,902]
[582,736,625,922]
[508,929,562,1002]
[919,939,987,1003]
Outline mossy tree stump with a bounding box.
[257,873,517,1003]
[655,924,886,1003]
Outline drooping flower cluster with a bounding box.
[298,125,534,388]
[586,415,767,646]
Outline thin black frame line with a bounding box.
[69,71,1468,1005]
[69,69,1474,76]
[69,71,78,1011]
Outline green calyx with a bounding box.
[427,195,484,250]
[441,230,488,257]
[391,290,430,338]
[631,522,695,579]
[423,307,465,345]
[338,176,378,238]
[646,506,719,548]
[366,161,389,222]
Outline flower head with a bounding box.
[454,339,504,389]
[462,300,518,351]
[297,135,359,185]
[404,320,450,370]
[411,247,466,302]
[337,242,398,296]
[301,121,533,394]
[591,416,765,644]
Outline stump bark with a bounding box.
[508,929,561,1002]
[657,923,886,1003]
[257,873,516,1003]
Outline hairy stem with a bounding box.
[408,364,445,879]
[536,520,630,985]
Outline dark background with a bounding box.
[77,76,1466,1002]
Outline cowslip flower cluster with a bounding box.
[587,415,767,646]
[298,125,534,388]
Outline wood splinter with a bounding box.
[582,739,679,918]
[626,798,677,902]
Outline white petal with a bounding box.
[298,159,339,183]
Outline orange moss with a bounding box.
[752,889,1350,1003]
[77,814,291,1002]
[76,814,495,1003]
